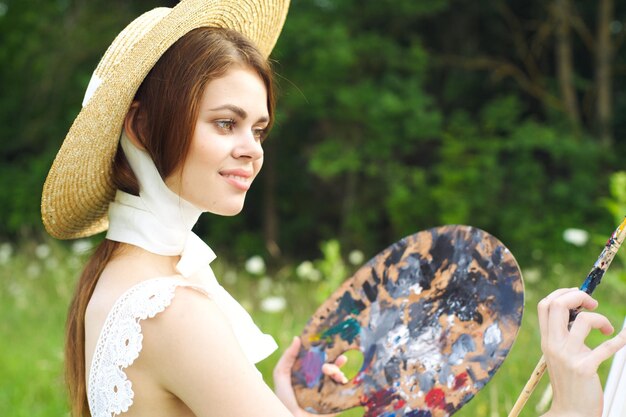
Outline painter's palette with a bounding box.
[292,225,524,417]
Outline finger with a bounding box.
[568,312,614,346]
[322,363,348,384]
[547,291,598,342]
[541,287,580,304]
[274,337,301,377]
[538,287,578,342]
[334,354,348,368]
[585,327,626,370]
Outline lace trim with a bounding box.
[87,277,206,417]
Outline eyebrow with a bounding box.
[208,104,269,123]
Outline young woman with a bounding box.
[41,1,626,416]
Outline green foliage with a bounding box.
[269,0,445,253]
[603,171,626,224]
[601,171,626,279]
[0,0,163,235]
[2,0,626,273]
[433,95,609,266]
[310,240,349,304]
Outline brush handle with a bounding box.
[569,218,626,321]
[508,356,547,417]
[580,217,626,294]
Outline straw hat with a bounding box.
[41,0,289,240]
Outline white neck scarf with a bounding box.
[105,132,278,365]
[106,132,214,277]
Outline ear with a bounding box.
[123,101,147,150]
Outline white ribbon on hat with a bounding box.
[106,131,277,364]
[82,74,102,107]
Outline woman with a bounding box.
[41,1,626,416]
[41,1,334,416]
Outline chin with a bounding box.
[207,204,245,217]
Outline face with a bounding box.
[165,66,269,215]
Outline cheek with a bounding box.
[187,138,218,172]
[255,157,264,174]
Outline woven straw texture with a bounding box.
[41,0,289,239]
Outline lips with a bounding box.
[220,168,253,191]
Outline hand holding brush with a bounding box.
[508,218,626,417]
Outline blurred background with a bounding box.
[2,0,626,415]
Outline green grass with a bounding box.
[1,239,625,416]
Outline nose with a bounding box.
[232,131,264,160]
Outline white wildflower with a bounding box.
[552,263,565,275]
[0,242,13,265]
[45,257,59,270]
[72,239,93,254]
[348,250,365,266]
[562,228,589,247]
[35,243,51,259]
[296,261,321,282]
[68,256,81,269]
[522,268,541,284]
[258,277,273,295]
[260,296,287,313]
[8,281,23,298]
[245,255,266,275]
[308,269,322,282]
[296,261,314,278]
[26,263,41,278]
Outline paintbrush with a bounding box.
[508,217,626,417]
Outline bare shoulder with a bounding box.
[87,245,180,318]
[137,285,248,379]
[137,286,293,417]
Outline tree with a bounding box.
[596,0,614,146]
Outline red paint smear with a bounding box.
[394,399,406,410]
[361,389,396,417]
[453,372,468,390]
[425,388,446,410]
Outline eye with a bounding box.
[215,119,235,132]
[253,127,268,142]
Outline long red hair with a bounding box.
[65,27,275,417]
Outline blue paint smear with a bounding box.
[405,409,432,417]
[337,291,366,316]
[386,254,427,298]
[300,346,326,388]
[449,333,476,364]
[321,317,361,344]
[361,344,377,373]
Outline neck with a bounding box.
[111,242,180,271]
[106,132,215,278]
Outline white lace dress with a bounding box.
[87,274,277,417]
